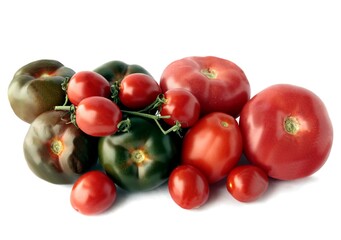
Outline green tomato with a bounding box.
[93,60,151,84]
[8,59,75,123]
[98,117,179,192]
[23,110,98,184]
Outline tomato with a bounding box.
[8,59,75,123]
[75,96,122,137]
[23,110,98,184]
[226,165,269,202]
[160,56,250,117]
[119,73,161,110]
[160,89,200,128]
[98,117,179,192]
[70,170,117,215]
[168,165,209,209]
[67,71,111,105]
[181,112,243,184]
[239,84,333,180]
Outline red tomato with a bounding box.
[239,84,333,180]
[76,96,122,137]
[160,89,200,128]
[70,170,117,215]
[168,165,209,209]
[226,165,269,202]
[119,73,161,110]
[67,71,111,105]
[160,56,250,117]
[181,112,243,184]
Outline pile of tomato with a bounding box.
[8,56,333,215]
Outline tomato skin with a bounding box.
[94,60,151,85]
[70,170,117,215]
[226,165,269,202]
[181,112,243,184]
[76,96,122,137]
[67,71,111,106]
[239,84,333,180]
[168,165,209,209]
[160,56,250,117]
[23,110,98,184]
[98,117,179,192]
[8,59,75,123]
[119,73,161,110]
[160,89,200,128]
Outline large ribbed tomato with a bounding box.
[160,56,250,117]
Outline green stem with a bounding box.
[137,94,167,113]
[121,110,170,120]
[154,120,182,135]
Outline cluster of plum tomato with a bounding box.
[8,56,333,215]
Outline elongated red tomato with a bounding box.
[226,165,269,202]
[67,71,111,105]
[168,165,209,209]
[70,170,117,215]
[239,84,333,180]
[181,112,243,184]
[76,96,122,137]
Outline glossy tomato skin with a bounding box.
[8,59,75,123]
[239,84,333,180]
[160,89,200,128]
[23,110,98,184]
[98,117,179,192]
[168,165,209,209]
[76,96,122,137]
[67,71,111,105]
[119,73,161,110]
[94,60,151,85]
[160,56,250,117]
[70,170,117,215]
[226,165,269,202]
[181,112,243,184]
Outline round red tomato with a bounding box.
[160,89,200,128]
[67,71,111,105]
[181,112,243,184]
[160,56,250,117]
[119,73,161,110]
[70,170,117,215]
[226,165,269,202]
[168,165,209,209]
[76,96,122,137]
[239,84,333,180]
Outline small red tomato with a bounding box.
[67,71,111,105]
[226,165,269,202]
[70,170,117,215]
[181,112,243,184]
[160,89,200,128]
[119,73,161,110]
[76,96,122,137]
[168,165,209,209]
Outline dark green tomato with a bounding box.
[23,110,98,184]
[93,60,151,85]
[8,59,75,123]
[98,117,179,192]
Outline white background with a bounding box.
[0,0,340,239]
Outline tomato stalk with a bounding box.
[121,110,182,135]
